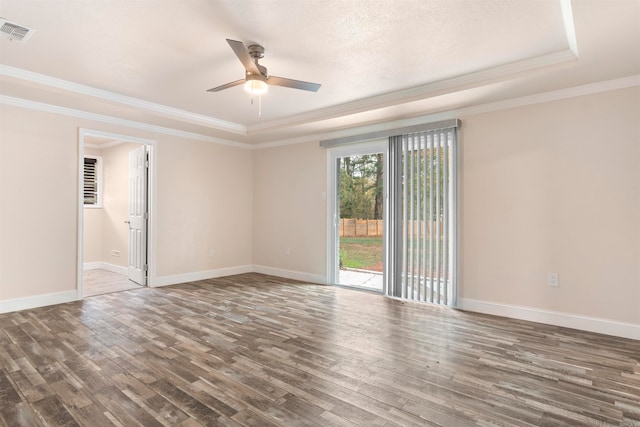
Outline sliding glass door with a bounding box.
[326,121,458,306]
[328,141,386,291]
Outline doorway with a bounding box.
[77,129,156,298]
[328,140,386,291]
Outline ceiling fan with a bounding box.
[207,39,321,95]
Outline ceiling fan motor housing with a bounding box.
[247,44,265,59]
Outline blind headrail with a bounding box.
[319,119,460,148]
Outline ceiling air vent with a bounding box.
[0,18,35,43]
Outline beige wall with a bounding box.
[460,87,640,324]
[83,209,102,263]
[253,141,327,277]
[0,106,78,299]
[251,86,639,326]
[155,140,253,276]
[83,143,138,267]
[101,142,140,268]
[0,104,253,301]
[1,85,638,330]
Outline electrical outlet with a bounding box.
[284,247,291,256]
[548,273,559,287]
[208,249,215,257]
[111,250,120,257]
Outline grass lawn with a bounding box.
[340,236,383,272]
[340,236,445,273]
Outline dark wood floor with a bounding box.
[0,273,638,426]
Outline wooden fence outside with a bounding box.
[340,219,444,238]
[340,219,383,237]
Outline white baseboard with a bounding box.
[152,265,254,288]
[3,266,637,342]
[0,290,78,314]
[153,265,325,288]
[83,262,102,270]
[459,298,640,340]
[83,262,128,275]
[252,265,326,285]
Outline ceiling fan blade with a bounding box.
[207,79,245,92]
[226,39,260,75]
[267,76,321,92]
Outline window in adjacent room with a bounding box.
[83,155,103,208]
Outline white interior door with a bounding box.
[128,145,148,285]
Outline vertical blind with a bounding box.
[386,126,457,306]
[83,157,99,205]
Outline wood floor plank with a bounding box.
[31,394,80,427]
[0,401,44,427]
[0,272,638,426]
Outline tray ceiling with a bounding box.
[0,0,638,145]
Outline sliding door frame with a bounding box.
[326,139,387,289]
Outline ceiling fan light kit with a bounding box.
[244,74,268,95]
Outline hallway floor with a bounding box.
[83,268,142,297]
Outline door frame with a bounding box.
[326,139,387,289]
[77,128,157,298]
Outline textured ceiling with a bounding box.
[0,0,638,145]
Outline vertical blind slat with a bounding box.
[402,137,409,299]
[408,136,414,299]
[436,134,442,303]
[415,135,422,301]
[422,135,428,301]
[429,133,435,303]
[443,133,449,304]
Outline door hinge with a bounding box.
[145,160,149,168]
[143,264,149,272]
[145,212,149,220]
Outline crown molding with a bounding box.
[254,74,640,149]
[454,74,640,117]
[0,95,252,149]
[248,49,579,135]
[2,73,636,151]
[0,64,247,134]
